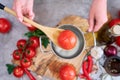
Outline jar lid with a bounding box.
[110,25,120,36]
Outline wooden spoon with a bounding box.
[0,3,64,47]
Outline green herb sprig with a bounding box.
[25,29,50,48]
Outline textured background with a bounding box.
[0,0,120,80]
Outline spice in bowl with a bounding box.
[104,56,120,76]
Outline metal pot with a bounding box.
[50,25,85,59]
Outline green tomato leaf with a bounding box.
[25,29,50,48]
[36,29,45,35]
[6,64,15,74]
[41,37,50,48]
[25,29,46,38]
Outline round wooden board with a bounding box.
[12,15,94,80]
[33,15,94,80]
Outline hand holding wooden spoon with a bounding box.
[0,3,64,48]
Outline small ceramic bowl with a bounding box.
[51,24,85,59]
[104,56,120,76]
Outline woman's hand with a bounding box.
[13,0,34,26]
[88,0,108,32]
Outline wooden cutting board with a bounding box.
[31,15,95,79]
[13,15,95,80]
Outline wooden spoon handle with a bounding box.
[0,3,45,30]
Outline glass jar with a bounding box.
[96,24,115,45]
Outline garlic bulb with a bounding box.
[91,47,103,60]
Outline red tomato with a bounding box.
[58,30,77,50]
[27,26,37,32]
[115,36,120,46]
[17,39,27,49]
[109,19,120,28]
[0,18,11,33]
[59,64,76,80]
[28,36,39,48]
[13,49,23,60]
[20,58,31,68]
[25,47,36,59]
[13,66,24,78]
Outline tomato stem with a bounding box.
[23,68,36,80]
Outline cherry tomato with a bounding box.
[25,47,36,59]
[13,66,24,78]
[59,64,76,80]
[28,36,39,48]
[58,30,77,50]
[20,58,31,68]
[109,19,120,28]
[115,36,120,46]
[0,18,11,33]
[13,49,23,60]
[17,39,27,49]
[27,26,37,32]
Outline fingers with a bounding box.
[12,2,23,22]
[12,0,35,27]
[93,17,108,32]
[28,11,35,20]
[16,7,23,22]
[88,17,94,32]
[88,12,94,32]
[89,20,105,32]
[93,23,103,32]
[22,10,35,26]
[88,18,105,32]
[16,10,34,26]
[88,14,108,32]
[13,7,35,26]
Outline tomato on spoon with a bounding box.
[58,30,77,50]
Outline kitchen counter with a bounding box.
[0,0,120,80]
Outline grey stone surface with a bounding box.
[0,0,120,80]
